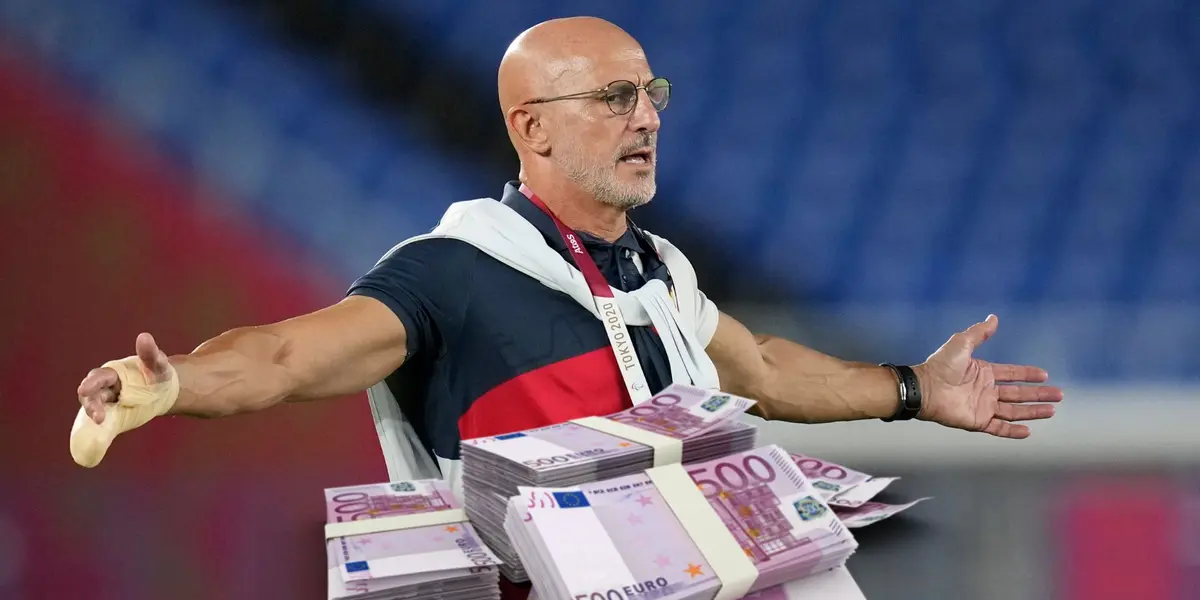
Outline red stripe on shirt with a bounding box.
[458,347,633,440]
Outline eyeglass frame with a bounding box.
[521,77,672,115]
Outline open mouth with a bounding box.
[619,149,654,165]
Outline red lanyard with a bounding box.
[520,185,615,298]
[519,184,656,403]
[519,185,676,301]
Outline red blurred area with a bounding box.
[0,49,384,599]
[1057,478,1181,600]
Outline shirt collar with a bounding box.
[500,181,644,252]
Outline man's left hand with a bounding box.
[914,314,1063,438]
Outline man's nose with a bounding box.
[628,89,661,133]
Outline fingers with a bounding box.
[81,387,116,423]
[991,363,1049,383]
[983,419,1031,439]
[995,402,1055,422]
[984,403,1055,439]
[997,384,1064,403]
[77,367,119,397]
[92,386,117,407]
[81,396,106,425]
[135,332,171,382]
[86,388,118,422]
[78,367,120,425]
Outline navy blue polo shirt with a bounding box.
[348,182,682,462]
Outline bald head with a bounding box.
[498,17,663,212]
[497,17,644,113]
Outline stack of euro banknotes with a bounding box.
[323,384,926,599]
[323,479,504,600]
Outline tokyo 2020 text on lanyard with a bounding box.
[519,184,675,405]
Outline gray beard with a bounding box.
[557,155,654,210]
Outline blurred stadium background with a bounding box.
[1,0,1197,598]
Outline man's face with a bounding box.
[544,53,663,210]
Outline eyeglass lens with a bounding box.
[605,79,671,115]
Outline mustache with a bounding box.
[615,133,657,158]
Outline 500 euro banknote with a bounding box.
[505,445,858,599]
[325,480,501,583]
[461,384,755,473]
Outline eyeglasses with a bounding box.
[522,77,671,115]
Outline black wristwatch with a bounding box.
[880,363,922,421]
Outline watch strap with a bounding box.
[880,363,922,422]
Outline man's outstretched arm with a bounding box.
[77,295,408,421]
[705,311,1064,438]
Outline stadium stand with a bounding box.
[2,0,1196,382]
[0,0,494,276]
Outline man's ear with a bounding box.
[507,106,551,155]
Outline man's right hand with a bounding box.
[68,296,411,467]
[77,332,175,425]
[71,333,180,467]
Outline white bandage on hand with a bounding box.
[69,356,180,468]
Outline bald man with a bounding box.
[74,16,1061,596]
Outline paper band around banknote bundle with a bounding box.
[569,416,684,467]
[323,508,469,540]
[645,464,758,600]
